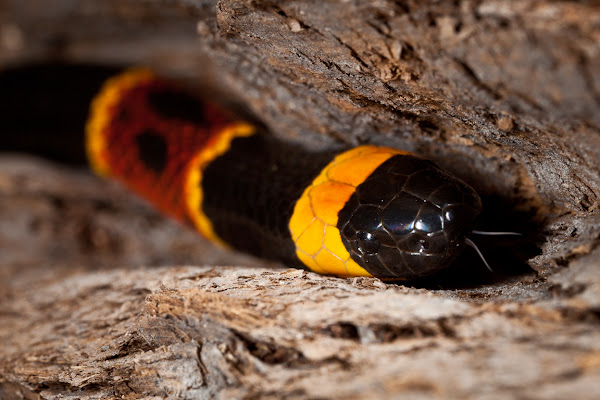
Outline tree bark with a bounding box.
[1,1,599,399]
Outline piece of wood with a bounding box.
[1,1,599,398]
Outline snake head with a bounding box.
[338,154,482,280]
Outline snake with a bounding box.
[1,65,485,281]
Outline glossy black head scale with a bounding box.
[338,155,482,280]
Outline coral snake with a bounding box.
[1,64,504,281]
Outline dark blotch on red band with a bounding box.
[147,89,207,125]
[135,129,168,174]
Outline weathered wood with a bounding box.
[1,1,599,398]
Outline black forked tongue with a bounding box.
[466,230,523,272]
[471,230,522,236]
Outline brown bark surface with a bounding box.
[1,1,599,399]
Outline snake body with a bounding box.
[85,68,482,280]
[0,65,482,280]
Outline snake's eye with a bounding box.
[356,231,380,255]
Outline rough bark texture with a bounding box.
[1,1,599,399]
